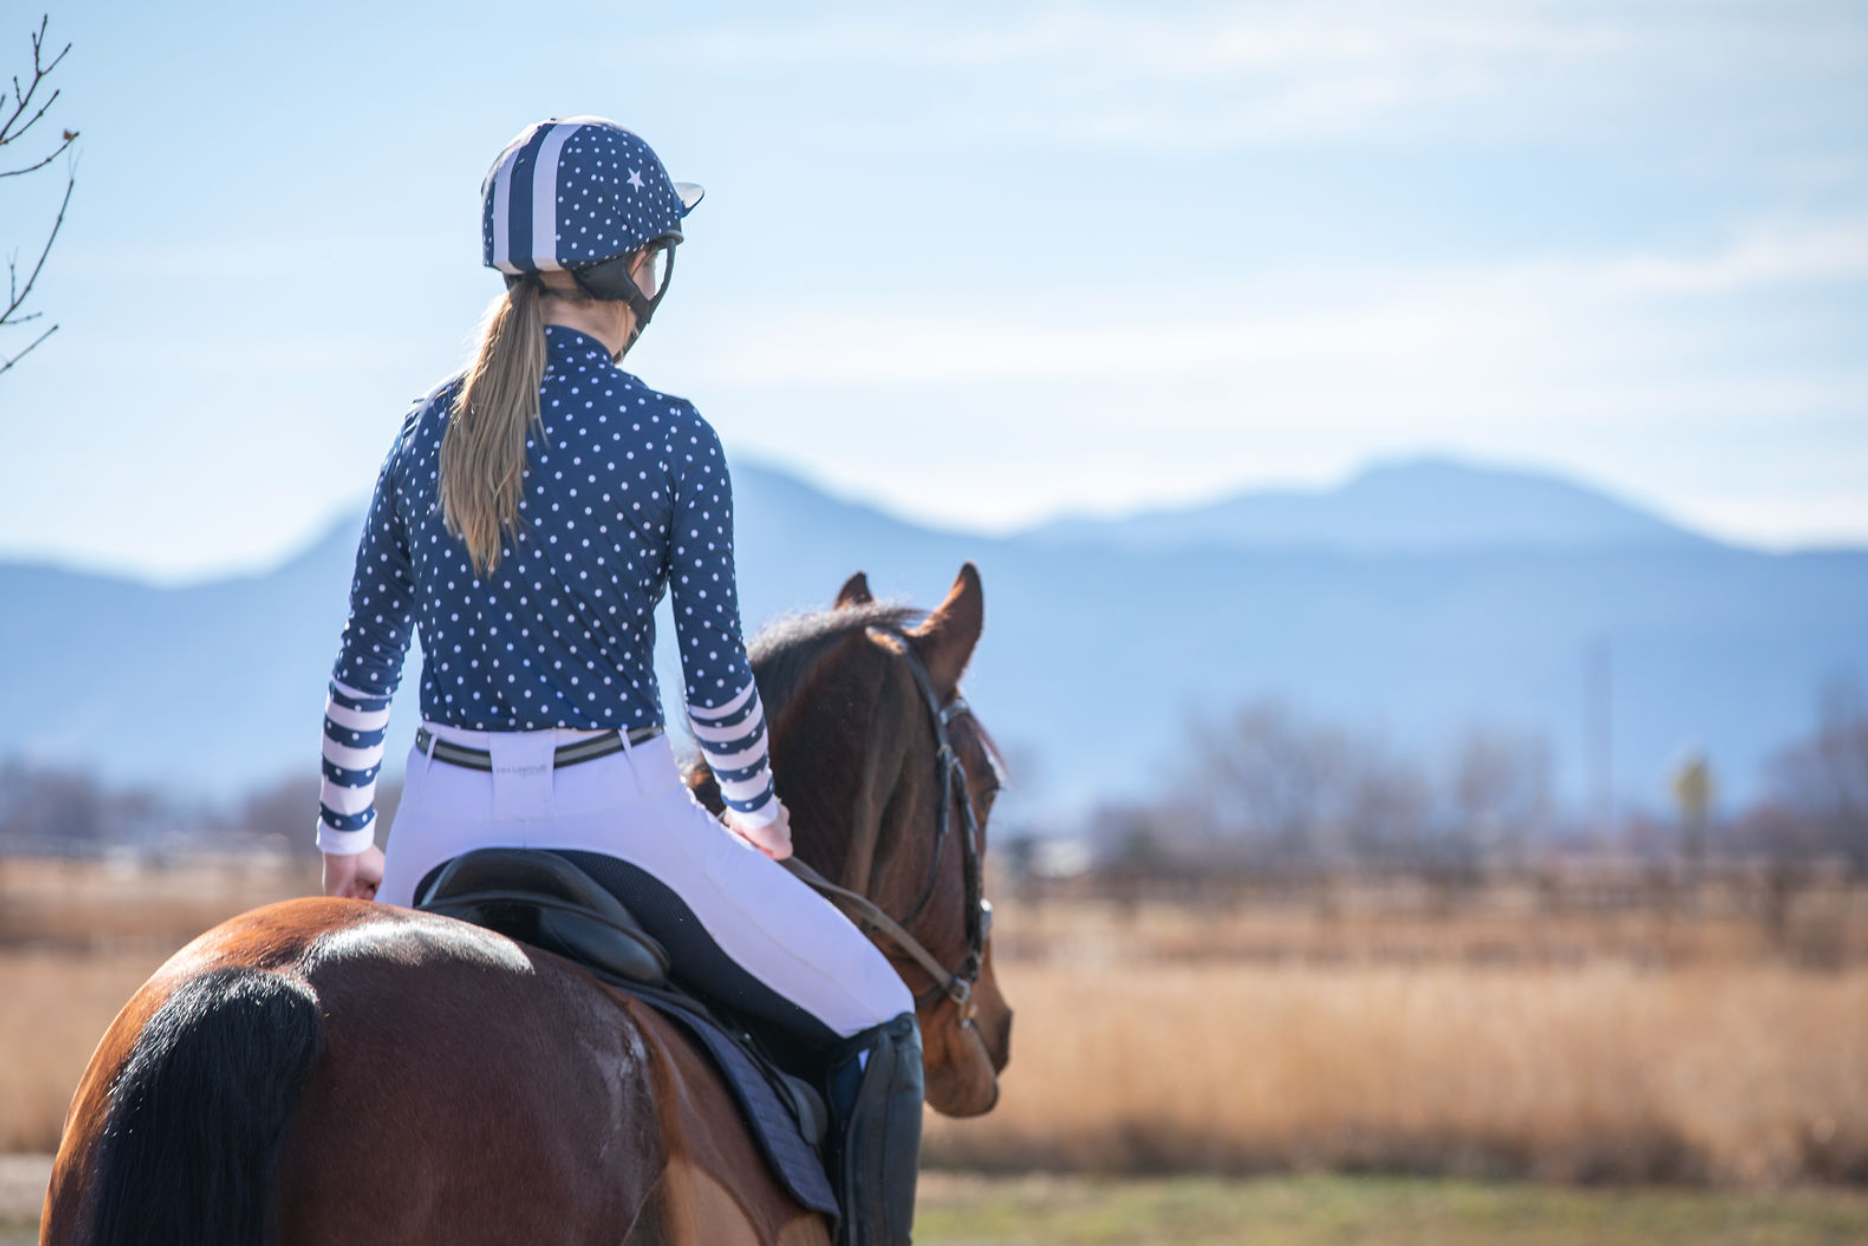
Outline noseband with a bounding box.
[781,623,992,1020]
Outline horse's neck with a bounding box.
[763,657,927,913]
[807,719,924,915]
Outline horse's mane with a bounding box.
[749,598,1009,785]
[745,601,927,718]
[681,596,1007,797]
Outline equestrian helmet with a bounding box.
[479,116,703,281]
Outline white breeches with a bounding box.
[375,721,912,1039]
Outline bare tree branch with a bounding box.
[1,83,60,153]
[0,15,69,151]
[2,166,72,327]
[0,321,54,376]
[0,14,76,378]
[0,125,74,177]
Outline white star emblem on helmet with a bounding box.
[627,169,644,190]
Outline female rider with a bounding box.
[312,116,919,1246]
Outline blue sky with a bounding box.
[3,0,1865,581]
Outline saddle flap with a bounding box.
[416,848,671,986]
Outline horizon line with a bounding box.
[4,450,1862,589]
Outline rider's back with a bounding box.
[340,322,749,735]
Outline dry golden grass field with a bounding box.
[4,854,1867,1199]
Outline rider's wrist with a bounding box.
[317,819,377,856]
[729,797,782,830]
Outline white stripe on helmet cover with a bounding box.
[488,124,543,275]
[531,123,578,273]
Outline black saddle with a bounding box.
[416,848,673,986]
[414,848,838,1221]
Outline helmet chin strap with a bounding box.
[518,244,674,362]
[571,270,652,361]
[597,280,657,362]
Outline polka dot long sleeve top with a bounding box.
[315,324,779,854]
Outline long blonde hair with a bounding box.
[438,280,553,576]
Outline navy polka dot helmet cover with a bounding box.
[480,115,703,275]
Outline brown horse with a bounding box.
[39,564,1012,1246]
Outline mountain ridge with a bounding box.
[1018,456,1721,555]
[2,456,1862,829]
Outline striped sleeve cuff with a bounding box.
[318,678,390,855]
[316,813,378,856]
[688,678,777,823]
[726,789,781,828]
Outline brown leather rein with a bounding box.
[781,623,991,1019]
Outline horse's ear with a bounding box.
[907,562,983,697]
[835,571,873,609]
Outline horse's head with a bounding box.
[723,563,1013,1117]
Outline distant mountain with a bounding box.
[1022,458,1717,555]
[2,457,1863,833]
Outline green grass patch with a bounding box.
[915,1173,1868,1246]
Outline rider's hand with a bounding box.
[323,844,385,901]
[725,798,793,861]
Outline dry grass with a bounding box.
[924,890,1868,1186]
[992,877,1868,970]
[0,854,312,1153]
[0,948,170,1151]
[924,959,1868,1187]
[4,857,1867,1188]
[0,855,315,952]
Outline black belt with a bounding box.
[414,724,662,772]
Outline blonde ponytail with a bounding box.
[440,280,547,576]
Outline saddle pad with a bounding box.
[594,970,840,1221]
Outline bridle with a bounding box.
[781,623,993,1021]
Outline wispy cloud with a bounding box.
[1584,222,1868,296]
[692,218,1868,390]
[672,3,1634,76]
[677,212,1868,538]
[656,1,1868,150]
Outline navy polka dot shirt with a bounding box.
[315,324,777,852]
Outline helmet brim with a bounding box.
[674,182,705,213]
